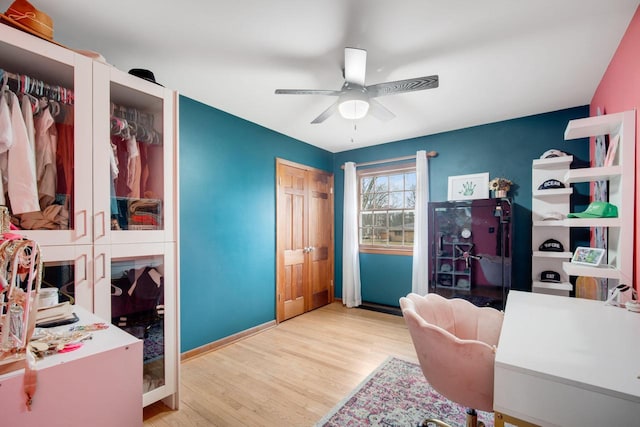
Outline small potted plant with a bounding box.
[489,177,512,198]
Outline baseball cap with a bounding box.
[540,149,569,159]
[567,201,618,219]
[540,271,561,283]
[539,238,564,252]
[541,211,564,221]
[537,179,565,190]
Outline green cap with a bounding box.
[567,201,618,218]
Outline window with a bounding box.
[358,164,416,254]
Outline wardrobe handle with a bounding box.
[76,210,87,239]
[75,253,87,282]
[95,211,106,240]
[95,252,106,281]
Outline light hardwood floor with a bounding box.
[143,302,418,426]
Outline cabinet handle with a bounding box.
[75,254,87,281]
[95,211,106,240]
[76,210,87,238]
[95,253,106,281]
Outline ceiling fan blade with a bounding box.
[368,99,396,122]
[311,101,339,124]
[344,47,367,86]
[275,89,341,95]
[366,75,439,98]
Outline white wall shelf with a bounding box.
[564,166,621,183]
[532,188,574,198]
[532,156,573,170]
[564,112,626,139]
[532,281,573,292]
[532,111,635,296]
[562,262,622,280]
[533,251,573,259]
[531,153,572,296]
[562,111,635,285]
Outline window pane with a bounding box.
[360,227,373,244]
[405,191,415,209]
[389,212,403,228]
[373,228,387,245]
[405,230,414,244]
[388,229,404,245]
[404,211,415,230]
[389,192,403,208]
[374,176,388,192]
[361,194,374,210]
[389,174,404,191]
[405,172,416,191]
[361,211,373,227]
[373,192,388,209]
[373,212,387,227]
[361,176,373,193]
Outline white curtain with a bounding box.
[411,150,430,295]
[342,161,362,307]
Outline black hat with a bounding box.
[540,270,561,283]
[539,238,564,252]
[128,68,163,86]
[537,179,565,190]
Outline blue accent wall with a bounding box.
[333,106,590,307]
[179,96,332,352]
[179,98,589,353]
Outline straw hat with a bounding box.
[0,0,62,46]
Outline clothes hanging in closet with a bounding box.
[0,88,39,214]
[0,69,75,229]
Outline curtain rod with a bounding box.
[341,151,438,169]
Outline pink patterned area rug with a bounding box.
[315,357,493,427]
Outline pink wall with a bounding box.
[590,5,640,289]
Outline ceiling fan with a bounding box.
[275,47,439,124]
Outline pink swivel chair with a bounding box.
[400,293,504,427]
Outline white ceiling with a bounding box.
[32,0,639,153]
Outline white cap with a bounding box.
[541,211,564,221]
[540,149,568,159]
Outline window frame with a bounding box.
[357,162,416,256]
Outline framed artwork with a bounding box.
[447,172,489,201]
[571,246,606,266]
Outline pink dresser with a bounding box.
[0,307,143,427]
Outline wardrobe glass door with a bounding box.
[0,25,93,246]
[39,245,93,312]
[93,64,175,245]
[93,242,177,407]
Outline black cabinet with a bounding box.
[429,198,512,309]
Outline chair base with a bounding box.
[420,409,485,427]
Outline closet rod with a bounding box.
[341,151,438,169]
[1,68,74,103]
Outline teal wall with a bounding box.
[179,96,332,352]
[333,106,590,307]
[179,97,589,353]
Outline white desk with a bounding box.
[494,291,640,427]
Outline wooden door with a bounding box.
[276,159,334,322]
[308,169,333,310]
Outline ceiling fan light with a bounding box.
[338,90,370,120]
[339,99,369,119]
